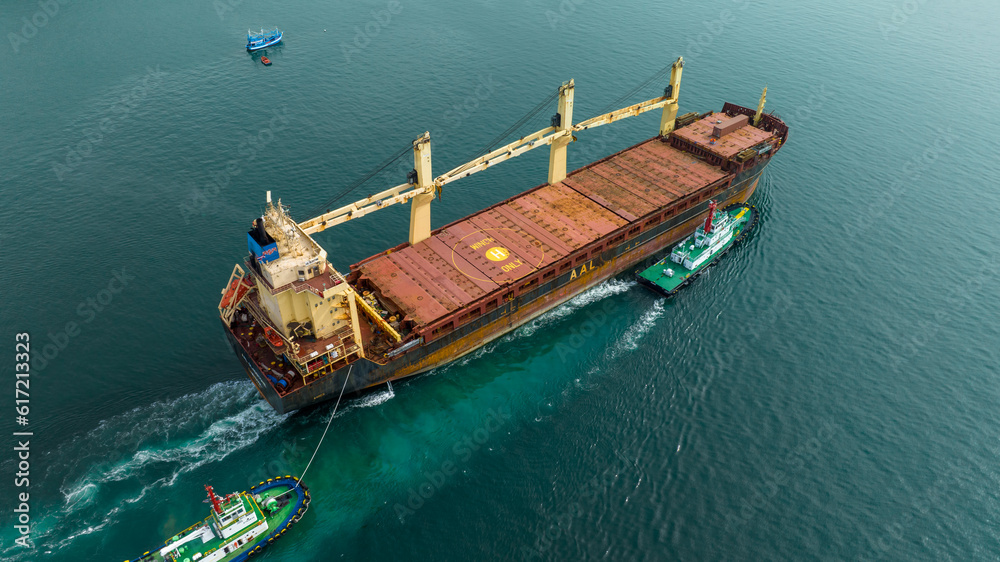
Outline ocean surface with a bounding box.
[2,0,1000,559]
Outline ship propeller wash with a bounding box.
[218,58,789,413]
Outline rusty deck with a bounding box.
[353,137,728,328]
[672,112,774,160]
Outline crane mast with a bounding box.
[298,57,685,238]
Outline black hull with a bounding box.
[228,160,770,413]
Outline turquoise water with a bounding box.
[2,0,1000,559]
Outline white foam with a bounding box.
[111,401,285,483]
[51,519,111,552]
[613,299,666,355]
[459,342,497,365]
[26,382,290,560]
[353,387,395,409]
[61,382,286,512]
[62,482,97,509]
[515,279,636,338]
[429,278,638,376]
[570,278,636,307]
[433,341,498,374]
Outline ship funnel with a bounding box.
[704,200,717,233]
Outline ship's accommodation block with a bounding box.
[248,202,352,341]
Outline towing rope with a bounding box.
[294,364,352,489]
[265,365,353,502]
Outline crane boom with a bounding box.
[573,95,671,131]
[437,126,560,187]
[299,181,427,235]
[298,57,684,234]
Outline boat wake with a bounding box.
[105,400,283,488]
[60,381,286,505]
[0,381,288,561]
[435,278,636,374]
[515,278,636,338]
[350,386,396,409]
[612,299,666,356]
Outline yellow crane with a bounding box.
[297,57,686,245]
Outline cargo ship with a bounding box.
[218,58,788,413]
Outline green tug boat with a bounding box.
[128,476,310,562]
[637,201,757,297]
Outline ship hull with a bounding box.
[228,162,766,414]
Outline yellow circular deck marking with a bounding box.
[485,247,510,261]
[450,228,546,283]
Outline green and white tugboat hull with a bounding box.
[637,202,757,297]
[128,476,310,562]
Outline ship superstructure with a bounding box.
[218,58,789,413]
[669,201,741,270]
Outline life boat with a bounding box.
[220,277,252,309]
[261,56,272,66]
[264,326,284,347]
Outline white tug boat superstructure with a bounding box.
[637,200,757,296]
[669,201,741,270]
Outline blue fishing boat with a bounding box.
[247,28,282,51]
